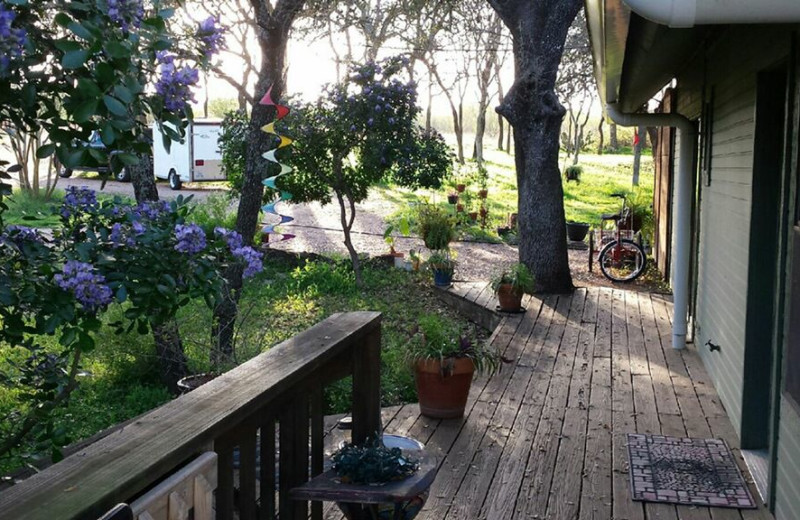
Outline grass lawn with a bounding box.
[379,139,654,240]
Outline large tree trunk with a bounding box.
[489,0,581,293]
[474,97,488,166]
[609,122,619,150]
[152,319,188,393]
[212,0,305,362]
[129,155,158,202]
[497,66,505,151]
[597,117,605,154]
[129,153,187,390]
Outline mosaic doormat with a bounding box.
[626,434,756,509]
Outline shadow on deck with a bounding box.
[325,286,774,520]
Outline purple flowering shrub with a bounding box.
[274,57,452,283]
[0,4,27,73]
[0,2,224,178]
[0,189,262,461]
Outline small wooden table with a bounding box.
[290,452,437,520]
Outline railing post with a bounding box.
[351,322,382,445]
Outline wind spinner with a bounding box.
[259,86,295,242]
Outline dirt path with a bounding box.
[265,193,664,292]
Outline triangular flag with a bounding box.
[262,149,278,163]
[275,105,290,119]
[277,135,293,148]
[263,176,278,189]
[259,86,275,106]
[262,202,278,215]
[261,122,276,134]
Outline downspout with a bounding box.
[623,0,800,28]
[606,104,696,350]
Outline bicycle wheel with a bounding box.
[598,238,647,282]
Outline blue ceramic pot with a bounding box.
[432,269,453,287]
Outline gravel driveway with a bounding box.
[263,193,659,290]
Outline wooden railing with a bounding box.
[0,311,383,520]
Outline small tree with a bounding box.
[278,57,453,285]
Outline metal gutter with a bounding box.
[606,103,695,350]
[624,0,800,27]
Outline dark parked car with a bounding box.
[58,131,131,182]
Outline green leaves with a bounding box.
[103,95,127,117]
[62,49,90,69]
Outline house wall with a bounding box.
[671,25,800,517]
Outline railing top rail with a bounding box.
[0,311,381,520]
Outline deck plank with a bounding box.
[311,287,772,520]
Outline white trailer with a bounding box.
[152,120,224,190]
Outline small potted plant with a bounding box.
[331,435,420,485]
[409,249,421,271]
[455,183,466,193]
[415,204,455,251]
[564,164,582,182]
[325,434,432,520]
[427,249,455,287]
[446,192,459,205]
[408,315,501,418]
[566,220,591,242]
[490,262,535,312]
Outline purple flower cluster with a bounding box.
[106,0,144,32]
[174,223,206,254]
[214,227,262,278]
[214,227,243,250]
[4,225,42,244]
[0,5,26,72]
[62,186,98,218]
[55,261,113,312]
[132,199,170,221]
[155,53,200,112]
[236,246,263,278]
[196,16,225,58]
[109,222,138,248]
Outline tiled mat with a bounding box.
[626,434,756,509]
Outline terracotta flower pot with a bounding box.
[456,204,464,213]
[478,189,488,199]
[414,358,475,418]
[456,184,466,193]
[496,283,523,312]
[468,212,478,222]
[447,194,459,205]
[479,207,488,217]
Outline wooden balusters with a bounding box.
[279,394,310,520]
[259,416,276,520]
[351,325,383,444]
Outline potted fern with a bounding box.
[408,315,501,418]
[491,263,535,312]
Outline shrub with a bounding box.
[415,204,455,250]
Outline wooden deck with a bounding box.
[324,286,773,520]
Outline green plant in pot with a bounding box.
[408,315,501,419]
[491,263,535,312]
[332,435,419,485]
[329,434,431,519]
[427,249,455,287]
[415,204,455,251]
